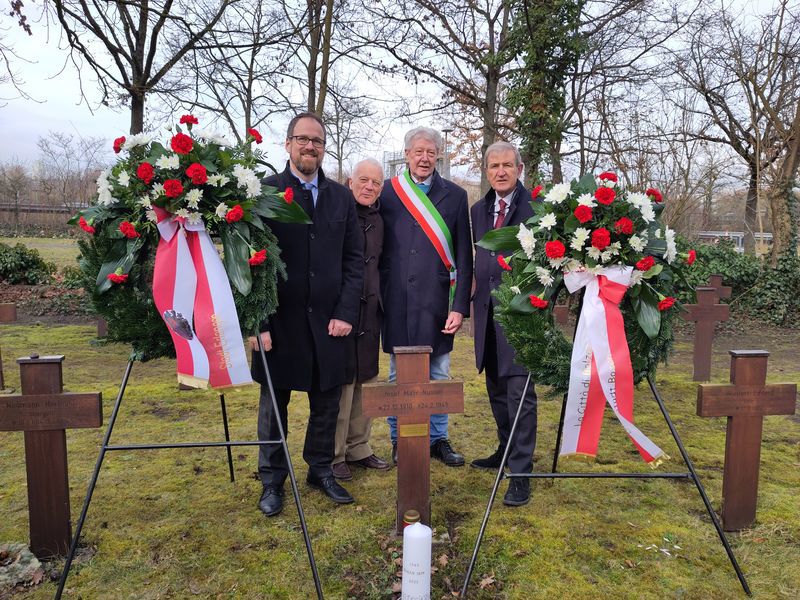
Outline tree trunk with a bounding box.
[479,68,499,194]
[743,168,758,254]
[549,136,563,184]
[130,92,145,135]
[767,182,793,266]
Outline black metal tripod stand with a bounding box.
[54,339,324,599]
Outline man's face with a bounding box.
[485,149,523,197]
[404,136,438,181]
[348,163,384,207]
[285,117,326,176]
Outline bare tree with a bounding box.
[36,131,107,209]
[0,159,31,232]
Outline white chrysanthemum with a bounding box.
[626,192,648,207]
[639,202,655,223]
[156,153,180,170]
[629,234,646,252]
[207,174,231,187]
[654,228,662,238]
[117,171,130,187]
[587,246,602,260]
[588,264,604,275]
[576,193,595,207]
[600,250,613,262]
[565,259,583,272]
[608,241,622,256]
[175,208,190,219]
[539,212,557,230]
[194,128,233,147]
[138,196,152,208]
[571,227,590,251]
[146,209,157,222]
[597,177,616,188]
[543,182,572,204]
[215,203,228,218]
[664,228,677,264]
[549,257,568,269]
[186,212,203,225]
[510,285,521,294]
[516,224,536,258]
[629,270,644,287]
[122,133,152,150]
[96,169,117,206]
[246,179,262,198]
[536,266,554,287]
[185,188,203,209]
[151,183,165,197]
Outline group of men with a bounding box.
[249,112,538,518]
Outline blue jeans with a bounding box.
[387,352,450,444]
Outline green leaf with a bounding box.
[509,292,537,314]
[252,193,312,224]
[96,238,142,294]
[477,226,521,251]
[220,223,252,296]
[642,264,663,279]
[577,172,597,191]
[632,285,661,339]
[563,214,579,233]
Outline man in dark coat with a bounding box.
[332,158,391,481]
[379,126,473,467]
[470,141,538,506]
[250,112,363,516]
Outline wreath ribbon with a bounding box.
[560,266,665,465]
[151,207,253,389]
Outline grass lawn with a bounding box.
[0,320,797,599]
[0,237,80,270]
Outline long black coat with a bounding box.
[471,180,534,377]
[344,201,383,383]
[379,170,473,356]
[251,163,363,392]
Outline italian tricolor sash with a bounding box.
[391,171,456,306]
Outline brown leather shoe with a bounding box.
[332,461,352,481]
[349,454,391,470]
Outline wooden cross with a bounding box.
[706,274,732,302]
[0,347,7,392]
[0,354,102,558]
[683,287,730,381]
[362,346,464,533]
[697,350,796,531]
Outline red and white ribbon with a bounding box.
[559,266,665,465]
[151,207,253,389]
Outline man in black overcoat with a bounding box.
[470,141,538,506]
[379,126,473,466]
[250,112,363,516]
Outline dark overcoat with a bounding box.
[344,201,383,383]
[379,170,473,356]
[470,180,534,377]
[251,163,363,392]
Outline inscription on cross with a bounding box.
[362,346,463,533]
[683,287,730,381]
[697,350,796,531]
[0,355,102,557]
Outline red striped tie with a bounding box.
[494,198,507,229]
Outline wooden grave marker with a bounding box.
[362,346,463,533]
[697,350,796,531]
[683,287,730,381]
[706,274,732,302]
[0,354,102,557]
[0,302,17,322]
[553,304,569,325]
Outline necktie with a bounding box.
[494,198,507,229]
[304,182,317,207]
[417,182,431,194]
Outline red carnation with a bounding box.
[497,254,512,271]
[136,162,155,184]
[598,171,618,183]
[170,132,193,155]
[591,227,611,250]
[248,249,267,266]
[107,272,128,284]
[247,128,263,144]
[78,216,95,234]
[113,136,126,154]
[185,162,208,185]
[529,295,549,309]
[283,187,294,204]
[226,204,244,223]
[574,205,593,224]
[614,217,634,235]
[545,240,566,259]
[531,185,543,200]
[687,249,696,266]
[658,296,676,311]
[636,256,655,271]
[179,114,198,125]
[164,179,184,198]
[646,187,663,203]
[119,221,140,239]
[594,187,616,205]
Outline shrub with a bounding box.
[0,242,56,285]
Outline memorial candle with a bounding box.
[401,521,432,600]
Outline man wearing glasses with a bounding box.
[250,112,363,517]
[379,126,473,467]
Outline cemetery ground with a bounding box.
[0,238,799,599]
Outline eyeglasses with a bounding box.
[290,135,326,148]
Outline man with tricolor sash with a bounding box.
[379,126,473,467]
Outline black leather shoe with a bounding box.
[307,475,354,504]
[332,461,353,481]
[258,484,284,517]
[471,446,505,470]
[503,479,530,507]
[430,438,464,467]
[392,441,398,465]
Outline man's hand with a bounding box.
[328,319,353,337]
[441,311,464,335]
[248,331,272,352]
